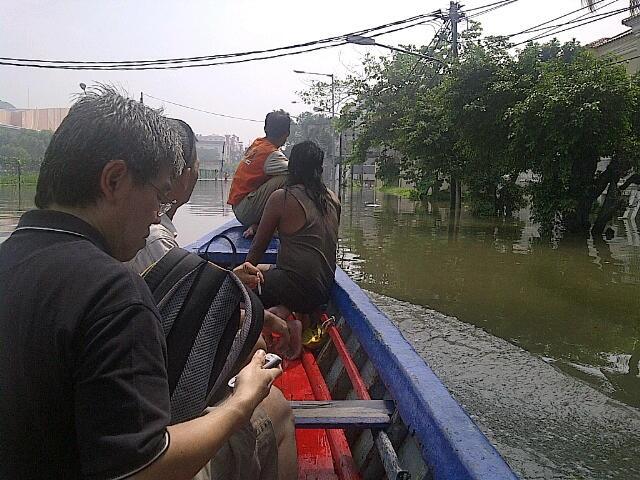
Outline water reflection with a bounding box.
[339,187,640,407]
[172,180,234,246]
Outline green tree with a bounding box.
[300,19,640,234]
[285,112,333,156]
[507,41,640,233]
[0,128,52,172]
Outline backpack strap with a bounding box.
[144,247,205,304]
[206,272,264,401]
[165,262,229,396]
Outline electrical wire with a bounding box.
[0,42,347,70]
[504,0,613,37]
[0,11,442,70]
[512,6,629,46]
[466,0,520,18]
[143,94,262,122]
[511,4,625,37]
[464,0,519,13]
[531,0,620,38]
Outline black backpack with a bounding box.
[143,247,263,424]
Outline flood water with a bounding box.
[2,181,640,478]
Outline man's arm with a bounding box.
[246,189,284,265]
[263,150,288,176]
[133,350,280,480]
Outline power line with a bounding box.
[0,11,442,70]
[466,0,520,18]
[511,6,629,46]
[144,94,262,122]
[0,42,347,70]
[532,0,620,38]
[504,0,614,37]
[511,4,626,38]
[464,0,518,13]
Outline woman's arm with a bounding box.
[246,189,284,265]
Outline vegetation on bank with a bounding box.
[0,172,39,185]
[377,186,415,199]
[300,21,640,236]
[0,128,52,184]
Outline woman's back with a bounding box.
[277,184,340,299]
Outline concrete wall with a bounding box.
[0,108,69,131]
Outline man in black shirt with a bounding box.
[0,86,281,480]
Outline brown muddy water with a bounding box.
[2,181,639,479]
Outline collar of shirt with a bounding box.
[160,215,177,238]
[16,209,111,254]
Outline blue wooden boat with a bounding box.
[186,219,518,480]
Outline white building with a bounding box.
[588,14,640,74]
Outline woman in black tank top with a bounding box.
[247,141,341,356]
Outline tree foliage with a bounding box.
[299,21,640,235]
[285,112,334,157]
[0,128,53,174]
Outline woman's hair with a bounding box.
[287,141,334,215]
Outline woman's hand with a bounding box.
[233,262,264,290]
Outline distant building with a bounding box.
[588,14,640,74]
[223,134,244,169]
[0,107,69,132]
[196,133,244,179]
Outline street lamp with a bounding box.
[346,34,446,65]
[293,69,342,196]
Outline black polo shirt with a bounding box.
[0,210,170,479]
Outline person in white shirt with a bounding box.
[130,118,297,480]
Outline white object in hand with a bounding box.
[227,353,282,389]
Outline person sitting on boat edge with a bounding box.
[246,141,341,357]
[0,86,282,480]
[128,118,298,480]
[227,109,290,238]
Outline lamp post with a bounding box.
[346,34,446,65]
[293,69,342,196]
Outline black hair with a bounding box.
[168,118,198,169]
[287,140,334,215]
[35,85,184,209]
[264,110,291,139]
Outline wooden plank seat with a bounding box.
[291,400,394,429]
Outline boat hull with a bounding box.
[186,219,518,479]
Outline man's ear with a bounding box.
[99,159,130,202]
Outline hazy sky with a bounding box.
[0,0,632,143]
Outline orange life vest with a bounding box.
[227,137,278,206]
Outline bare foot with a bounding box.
[242,224,258,238]
[286,318,303,360]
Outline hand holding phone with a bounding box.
[228,353,282,388]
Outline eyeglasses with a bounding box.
[150,183,176,217]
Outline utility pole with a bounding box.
[330,74,343,200]
[449,1,462,213]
